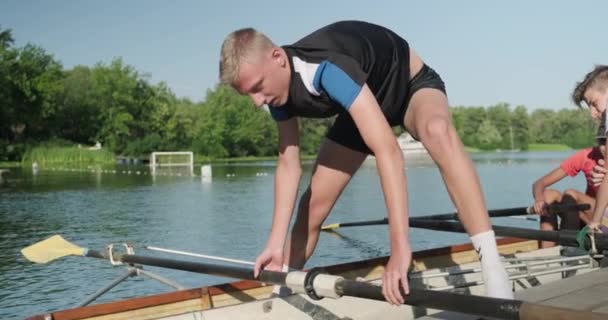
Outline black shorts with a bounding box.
[326,64,447,154]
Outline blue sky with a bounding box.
[1,1,606,109]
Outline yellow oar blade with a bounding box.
[321,223,340,231]
[21,235,86,264]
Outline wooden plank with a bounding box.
[51,288,208,320]
[85,299,204,320]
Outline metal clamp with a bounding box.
[107,243,135,266]
[303,267,327,301]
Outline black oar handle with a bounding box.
[337,280,522,319]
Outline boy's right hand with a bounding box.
[254,246,283,278]
[533,199,547,215]
[588,221,603,233]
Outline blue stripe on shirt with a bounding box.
[312,61,362,110]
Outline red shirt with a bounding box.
[560,147,604,197]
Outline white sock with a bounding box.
[470,230,513,299]
[272,265,293,296]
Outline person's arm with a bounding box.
[590,142,608,231]
[311,55,408,304]
[531,167,567,214]
[348,84,410,305]
[254,117,302,277]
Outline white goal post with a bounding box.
[150,151,194,176]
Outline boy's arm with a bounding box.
[348,84,410,305]
[254,117,302,276]
[590,142,608,230]
[531,167,568,214]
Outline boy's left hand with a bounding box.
[592,159,606,187]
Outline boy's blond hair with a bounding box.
[572,65,608,108]
[219,28,276,85]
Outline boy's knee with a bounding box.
[543,189,561,202]
[562,189,580,202]
[563,189,578,197]
[419,116,455,151]
[422,116,449,139]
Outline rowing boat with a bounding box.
[24,236,602,320]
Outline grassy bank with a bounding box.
[0,161,20,167]
[21,147,115,166]
[527,144,572,151]
[196,154,317,164]
[464,146,482,153]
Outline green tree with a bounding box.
[486,103,511,149]
[193,85,277,158]
[299,117,333,155]
[511,105,529,150]
[529,109,558,144]
[451,106,486,147]
[5,44,63,141]
[55,66,101,143]
[476,119,502,150]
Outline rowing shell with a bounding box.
[24,237,604,320]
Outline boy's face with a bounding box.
[233,48,291,108]
[584,87,608,119]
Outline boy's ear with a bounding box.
[270,48,286,66]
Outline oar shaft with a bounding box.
[410,219,608,250]
[340,218,388,228]
[112,252,287,284]
[337,280,603,320]
[337,280,522,319]
[323,205,591,231]
[418,203,591,221]
[418,207,531,221]
[144,246,255,265]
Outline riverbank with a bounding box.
[527,143,571,151]
[1,144,574,168]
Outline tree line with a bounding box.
[0,27,599,162]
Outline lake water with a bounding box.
[0,151,588,319]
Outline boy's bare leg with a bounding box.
[403,88,512,299]
[284,139,367,268]
[539,189,561,248]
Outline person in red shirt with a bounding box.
[532,129,607,248]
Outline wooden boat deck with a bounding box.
[420,267,608,319]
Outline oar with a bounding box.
[419,203,590,221]
[409,219,608,251]
[21,235,604,320]
[321,204,591,231]
[144,245,255,265]
[322,218,389,231]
